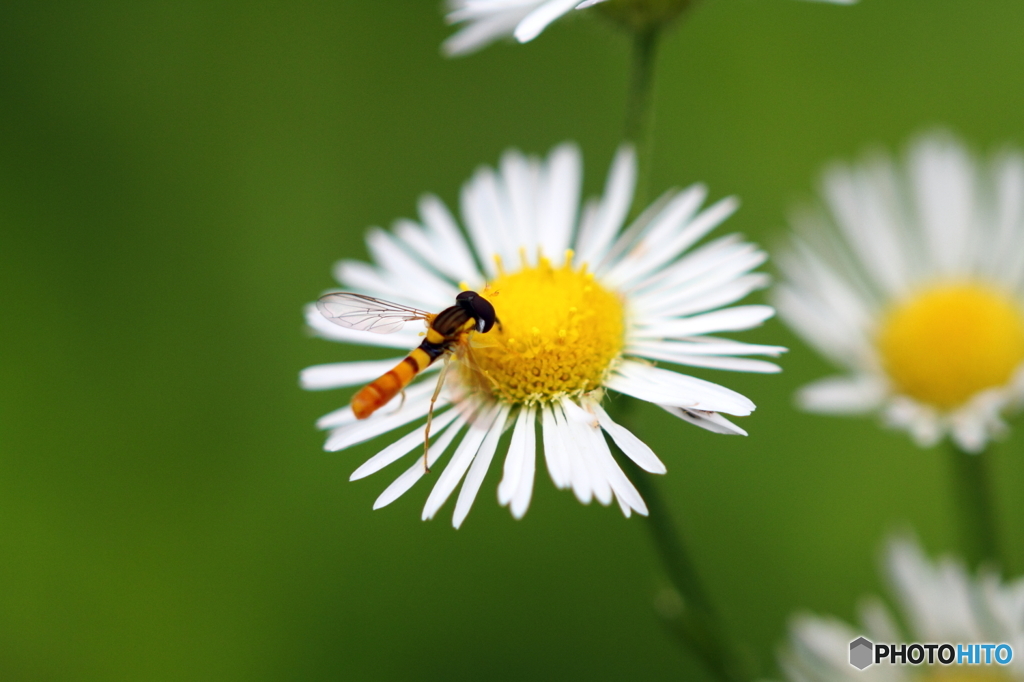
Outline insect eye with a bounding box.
[470,296,496,333]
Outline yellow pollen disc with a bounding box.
[877,282,1024,409]
[462,254,625,404]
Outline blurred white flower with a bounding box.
[775,132,1024,453]
[443,0,857,57]
[302,143,782,526]
[782,536,1024,682]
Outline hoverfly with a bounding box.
[316,290,500,472]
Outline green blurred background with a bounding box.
[2,1,1024,679]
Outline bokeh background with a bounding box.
[3,1,1024,680]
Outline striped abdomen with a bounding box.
[350,305,477,420]
[351,342,444,419]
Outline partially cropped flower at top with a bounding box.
[774,132,1024,453]
[782,536,1024,682]
[443,0,857,57]
[302,143,783,527]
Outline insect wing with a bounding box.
[316,292,431,334]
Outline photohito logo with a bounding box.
[849,637,1013,670]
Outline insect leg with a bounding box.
[423,355,451,474]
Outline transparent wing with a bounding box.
[315,292,432,334]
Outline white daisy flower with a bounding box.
[443,0,857,57]
[774,132,1024,454]
[782,536,1024,682]
[302,142,783,527]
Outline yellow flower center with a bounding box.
[461,252,625,404]
[877,282,1024,408]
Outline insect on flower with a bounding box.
[303,143,784,526]
[316,290,500,471]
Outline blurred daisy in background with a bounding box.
[782,536,1024,682]
[774,133,1024,453]
[302,143,783,526]
[443,0,857,57]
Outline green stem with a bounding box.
[623,26,660,221]
[609,400,752,682]
[947,444,1000,570]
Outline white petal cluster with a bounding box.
[782,537,1024,682]
[443,0,857,57]
[774,132,1024,452]
[303,143,781,525]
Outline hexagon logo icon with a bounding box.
[849,637,874,670]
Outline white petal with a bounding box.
[316,405,356,430]
[513,0,579,43]
[461,167,511,277]
[632,305,775,340]
[629,343,781,373]
[561,399,611,505]
[541,404,571,488]
[591,403,666,474]
[349,407,461,481]
[774,235,877,355]
[603,185,709,287]
[607,360,756,415]
[365,228,460,303]
[628,338,786,358]
[659,406,747,436]
[885,536,983,642]
[333,260,409,302]
[662,354,779,373]
[499,148,540,260]
[392,217,474,288]
[820,158,913,297]
[497,406,532,506]
[635,259,768,319]
[620,196,740,290]
[564,400,646,515]
[772,285,866,370]
[453,404,511,528]
[442,9,526,57]
[372,414,466,510]
[575,145,635,267]
[990,154,1024,287]
[422,403,501,520]
[884,397,943,448]
[797,375,886,415]
[300,357,427,391]
[633,234,748,297]
[908,135,977,278]
[552,401,593,503]
[418,194,483,285]
[640,271,770,323]
[538,143,581,260]
[453,0,540,19]
[597,190,678,274]
[510,405,538,518]
[859,597,902,643]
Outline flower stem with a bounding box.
[609,402,752,682]
[947,444,1001,570]
[623,26,660,220]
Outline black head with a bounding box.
[455,290,497,333]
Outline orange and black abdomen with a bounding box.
[350,305,477,419]
[350,345,433,419]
